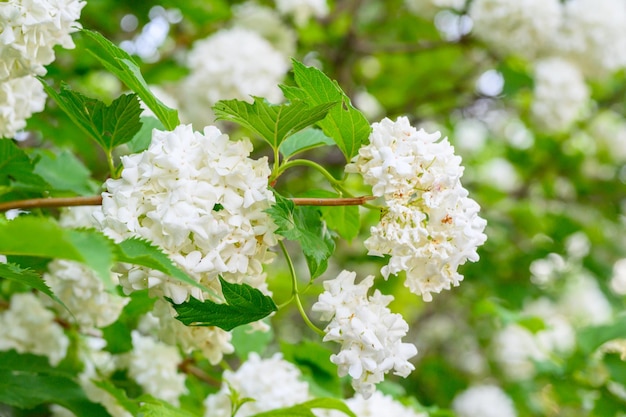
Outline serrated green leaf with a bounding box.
[0,262,68,311]
[169,277,277,331]
[32,149,98,196]
[578,315,626,355]
[0,217,116,291]
[250,398,356,417]
[0,370,109,416]
[115,237,212,296]
[214,97,337,151]
[282,60,370,161]
[266,193,335,278]
[127,116,164,153]
[279,128,335,159]
[137,396,200,417]
[40,81,142,153]
[81,29,179,130]
[0,139,49,191]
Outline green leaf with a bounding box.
[250,398,356,417]
[0,217,116,291]
[279,128,335,159]
[169,277,277,331]
[232,322,273,361]
[0,139,49,191]
[32,149,98,196]
[127,116,164,153]
[0,350,73,377]
[281,340,342,397]
[578,315,626,354]
[40,81,142,153]
[93,380,141,415]
[137,396,198,417]
[213,97,337,150]
[266,193,335,278]
[115,237,212,296]
[102,291,155,354]
[81,29,179,130]
[301,189,360,241]
[0,262,68,311]
[0,370,109,416]
[282,60,370,161]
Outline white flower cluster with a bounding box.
[318,391,428,417]
[179,27,288,127]
[347,116,487,302]
[0,292,69,365]
[610,258,626,295]
[203,352,310,417]
[274,0,329,26]
[452,385,517,417]
[531,57,589,133]
[469,0,561,60]
[312,270,417,398]
[123,331,187,405]
[98,124,278,304]
[43,259,129,329]
[0,0,85,138]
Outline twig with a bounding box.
[0,195,375,212]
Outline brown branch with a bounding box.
[0,195,375,212]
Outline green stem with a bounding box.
[106,150,118,179]
[279,241,325,337]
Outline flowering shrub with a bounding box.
[1,1,626,417]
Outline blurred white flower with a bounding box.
[233,2,296,56]
[124,331,187,405]
[179,28,288,127]
[588,111,626,163]
[0,0,85,81]
[318,390,428,417]
[530,253,566,287]
[478,157,520,192]
[558,273,612,326]
[0,75,46,138]
[44,260,129,329]
[555,0,626,78]
[0,292,69,366]
[204,352,310,417]
[98,124,278,304]
[610,258,626,295]
[452,385,517,417]
[348,116,487,301]
[274,0,329,26]
[353,89,384,121]
[453,118,488,153]
[469,0,561,59]
[312,270,417,398]
[531,57,589,133]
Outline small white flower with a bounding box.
[274,0,329,26]
[124,331,187,405]
[312,270,417,398]
[204,352,310,417]
[452,385,517,417]
[0,292,69,365]
[0,75,46,138]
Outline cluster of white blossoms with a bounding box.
[531,57,589,133]
[0,0,85,138]
[43,259,129,329]
[122,331,187,405]
[312,270,417,398]
[347,116,487,302]
[274,0,329,27]
[178,27,289,127]
[203,353,310,417]
[97,124,278,304]
[0,292,69,366]
[452,385,517,417]
[318,391,428,417]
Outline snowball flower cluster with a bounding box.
[274,0,329,26]
[452,385,517,417]
[312,270,417,398]
[204,352,310,417]
[469,0,561,60]
[0,0,85,138]
[124,331,187,405]
[98,124,278,304]
[0,292,69,365]
[43,259,129,329]
[347,116,487,301]
[531,58,589,133]
[319,391,428,417]
[179,27,288,127]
